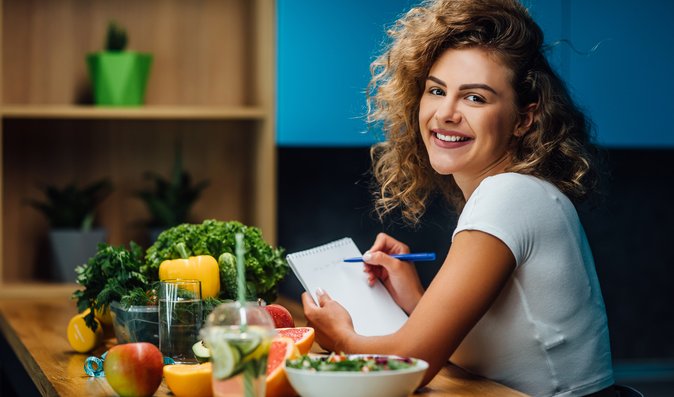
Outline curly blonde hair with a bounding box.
[368,0,599,224]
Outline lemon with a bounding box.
[66,310,103,353]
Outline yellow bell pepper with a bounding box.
[159,243,221,298]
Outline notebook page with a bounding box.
[286,238,408,336]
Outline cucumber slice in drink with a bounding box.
[235,331,262,356]
[192,340,211,363]
[209,340,241,380]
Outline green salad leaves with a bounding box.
[286,353,417,372]
[145,220,288,303]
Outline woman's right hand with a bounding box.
[363,233,425,314]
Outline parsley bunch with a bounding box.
[72,242,156,331]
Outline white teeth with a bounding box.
[436,132,469,142]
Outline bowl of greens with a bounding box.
[285,353,428,397]
[109,301,159,345]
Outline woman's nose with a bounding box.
[435,97,462,124]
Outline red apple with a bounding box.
[263,303,295,328]
[104,342,164,397]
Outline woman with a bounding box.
[301,0,615,396]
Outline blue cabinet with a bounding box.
[278,0,674,147]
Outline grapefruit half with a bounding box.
[275,327,315,355]
[265,337,299,397]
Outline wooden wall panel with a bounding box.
[2,0,252,106]
[2,119,256,281]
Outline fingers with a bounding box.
[363,263,382,286]
[368,232,410,256]
[301,291,317,308]
[368,232,390,252]
[315,288,331,307]
[301,289,332,311]
[363,251,401,271]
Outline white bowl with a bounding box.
[285,354,429,397]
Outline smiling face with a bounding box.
[419,47,525,197]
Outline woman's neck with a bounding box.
[454,155,512,201]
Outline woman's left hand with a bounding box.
[302,290,355,353]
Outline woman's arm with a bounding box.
[303,229,516,386]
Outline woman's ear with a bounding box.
[514,103,537,137]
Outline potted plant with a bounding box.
[87,20,153,106]
[27,179,113,282]
[136,145,209,242]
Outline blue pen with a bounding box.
[343,252,436,263]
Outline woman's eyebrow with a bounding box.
[459,83,498,95]
[427,76,498,95]
[427,75,446,86]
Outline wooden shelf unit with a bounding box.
[0,0,277,284]
[0,105,268,120]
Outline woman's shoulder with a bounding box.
[476,172,564,200]
[481,172,546,189]
[468,172,573,215]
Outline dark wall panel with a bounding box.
[277,147,674,361]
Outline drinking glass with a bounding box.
[159,279,203,364]
[201,301,276,397]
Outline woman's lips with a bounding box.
[432,130,473,148]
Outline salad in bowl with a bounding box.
[285,352,428,397]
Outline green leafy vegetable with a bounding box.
[72,242,156,331]
[144,220,288,302]
[286,353,417,372]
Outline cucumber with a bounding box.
[209,340,241,380]
[192,340,211,363]
[235,333,261,356]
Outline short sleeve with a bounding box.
[452,173,553,267]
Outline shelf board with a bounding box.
[0,105,267,120]
[0,283,78,300]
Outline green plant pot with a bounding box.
[87,51,153,106]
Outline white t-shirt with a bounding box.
[450,173,614,397]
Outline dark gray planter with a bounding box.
[49,229,107,282]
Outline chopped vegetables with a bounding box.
[286,353,416,372]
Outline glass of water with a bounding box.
[201,301,276,397]
[159,279,203,364]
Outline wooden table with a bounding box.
[0,284,527,396]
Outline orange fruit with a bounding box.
[163,362,213,397]
[265,337,299,397]
[275,327,315,355]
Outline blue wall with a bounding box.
[277,0,412,146]
[277,0,674,148]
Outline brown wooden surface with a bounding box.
[0,287,528,397]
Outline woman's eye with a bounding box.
[465,94,485,103]
[429,87,445,96]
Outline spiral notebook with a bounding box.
[286,237,408,336]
